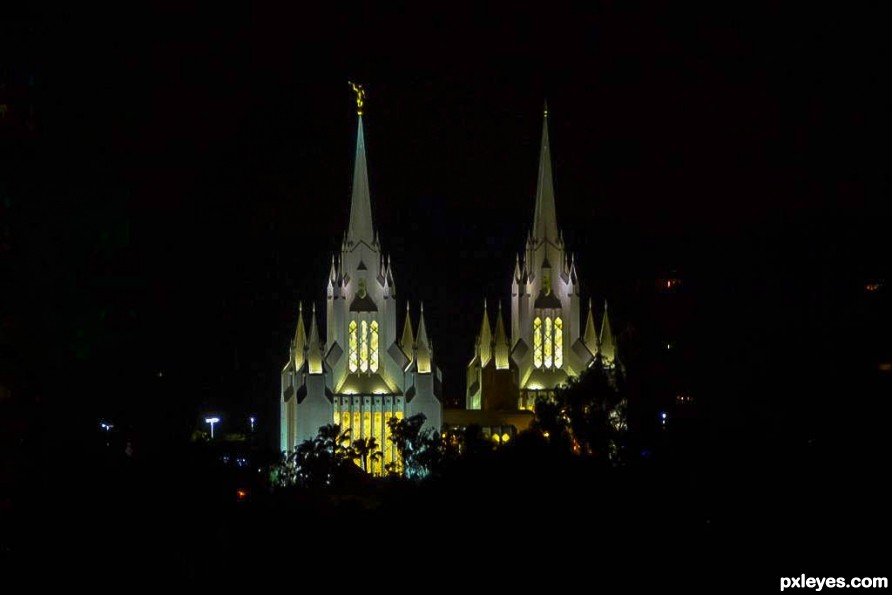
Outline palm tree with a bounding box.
[351,436,383,474]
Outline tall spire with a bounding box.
[478,300,492,367]
[307,303,324,374]
[400,302,414,356]
[493,302,510,370]
[415,303,432,374]
[599,300,615,366]
[293,302,307,370]
[347,83,374,246]
[532,103,559,243]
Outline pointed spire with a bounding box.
[584,298,599,355]
[386,254,395,295]
[532,106,559,244]
[293,302,307,370]
[347,110,375,246]
[329,255,338,282]
[599,299,616,365]
[478,300,492,367]
[307,303,324,374]
[415,302,432,373]
[400,302,414,356]
[493,302,510,370]
[514,253,522,283]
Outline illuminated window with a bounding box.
[384,410,394,471]
[373,411,383,475]
[362,410,371,442]
[554,317,563,369]
[333,410,340,427]
[533,317,543,369]
[353,411,361,440]
[370,320,379,372]
[341,403,351,433]
[348,321,358,372]
[501,433,510,443]
[544,317,553,369]
[359,320,369,372]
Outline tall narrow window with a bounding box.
[554,317,563,369]
[370,320,379,372]
[348,321,358,372]
[359,320,369,372]
[373,410,383,475]
[533,316,543,369]
[544,316,553,369]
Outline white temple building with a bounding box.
[465,105,618,417]
[280,89,442,472]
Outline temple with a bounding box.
[279,86,442,472]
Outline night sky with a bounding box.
[3,4,889,441]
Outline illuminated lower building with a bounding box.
[280,88,442,468]
[453,105,619,434]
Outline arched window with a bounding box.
[544,316,553,369]
[533,317,543,369]
[359,320,369,372]
[348,320,358,372]
[370,320,379,372]
[554,316,563,369]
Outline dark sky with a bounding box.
[3,4,889,435]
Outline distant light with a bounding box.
[156,371,164,378]
[249,416,256,432]
[501,433,510,443]
[666,343,672,350]
[205,417,220,439]
[865,282,882,293]
[99,421,114,432]
[236,489,249,502]
[660,412,668,420]
[879,362,892,372]
[543,431,550,438]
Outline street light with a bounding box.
[249,416,256,432]
[205,417,220,439]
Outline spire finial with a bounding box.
[543,99,549,118]
[349,81,365,116]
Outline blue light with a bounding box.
[660,412,667,420]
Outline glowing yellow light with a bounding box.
[348,320,358,372]
[554,316,563,369]
[492,433,501,443]
[360,320,369,372]
[349,81,365,116]
[544,317,553,369]
[533,317,543,369]
[333,411,340,426]
[362,411,371,441]
[370,320,379,372]
[373,411,383,475]
[543,431,550,438]
[501,433,510,443]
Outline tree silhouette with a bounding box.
[385,414,442,478]
[531,365,628,463]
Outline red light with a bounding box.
[236,489,249,501]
